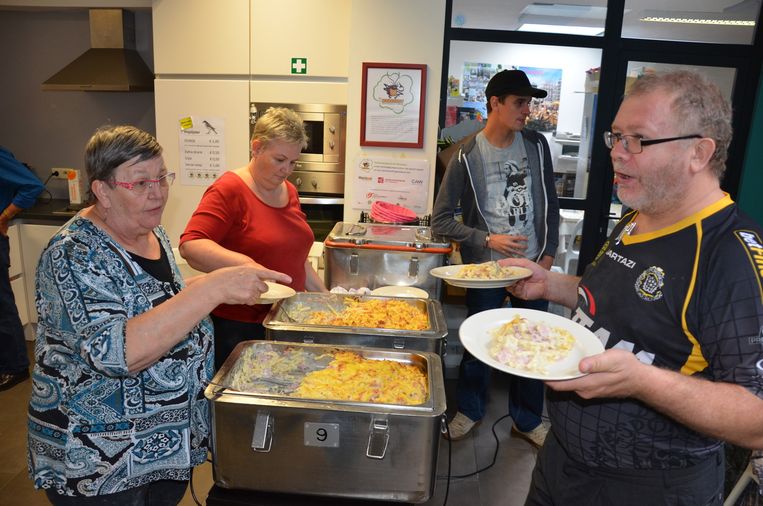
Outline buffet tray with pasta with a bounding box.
[263,292,448,355]
[208,341,439,408]
[204,341,446,502]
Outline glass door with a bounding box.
[439,0,762,274]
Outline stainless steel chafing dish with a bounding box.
[323,222,452,299]
[263,291,448,355]
[205,341,447,503]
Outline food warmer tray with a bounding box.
[323,222,451,299]
[262,291,448,356]
[204,340,447,503]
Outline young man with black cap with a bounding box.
[432,69,560,444]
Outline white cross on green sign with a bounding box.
[291,58,307,74]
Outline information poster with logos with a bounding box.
[351,156,429,215]
[178,116,226,186]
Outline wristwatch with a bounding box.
[485,234,490,248]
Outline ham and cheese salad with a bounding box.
[488,315,575,373]
[457,261,524,280]
[229,346,428,405]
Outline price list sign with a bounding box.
[178,116,226,186]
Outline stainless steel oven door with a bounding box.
[288,170,344,195]
[298,111,344,165]
[299,196,344,242]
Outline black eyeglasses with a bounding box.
[603,131,702,154]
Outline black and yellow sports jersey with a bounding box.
[549,194,763,470]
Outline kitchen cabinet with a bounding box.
[250,0,350,78]
[153,0,249,75]
[21,224,60,325]
[7,223,27,326]
[8,223,22,280]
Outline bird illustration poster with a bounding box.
[178,116,226,186]
[361,63,426,148]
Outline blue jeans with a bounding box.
[457,287,547,432]
[0,234,29,374]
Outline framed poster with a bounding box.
[360,62,427,148]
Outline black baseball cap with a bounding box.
[485,70,547,99]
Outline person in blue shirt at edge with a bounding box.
[0,147,44,392]
[504,70,763,505]
[432,69,560,446]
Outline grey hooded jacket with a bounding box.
[432,129,560,264]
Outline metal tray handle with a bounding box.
[350,252,359,275]
[408,257,419,278]
[251,411,273,453]
[366,418,389,459]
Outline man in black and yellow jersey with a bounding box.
[504,70,763,505]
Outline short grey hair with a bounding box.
[251,107,308,150]
[626,70,732,179]
[85,125,163,202]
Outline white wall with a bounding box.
[448,41,602,135]
[344,0,446,221]
[153,0,446,240]
[155,79,251,245]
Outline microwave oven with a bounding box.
[249,102,346,174]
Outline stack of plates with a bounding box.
[369,286,429,298]
[370,200,417,224]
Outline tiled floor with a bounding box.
[1,342,538,506]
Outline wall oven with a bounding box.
[249,103,347,241]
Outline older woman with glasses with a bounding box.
[27,125,291,505]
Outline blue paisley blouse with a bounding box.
[27,217,214,497]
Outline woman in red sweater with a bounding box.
[180,107,327,369]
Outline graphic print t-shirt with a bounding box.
[477,131,538,260]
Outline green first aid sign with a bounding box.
[291,57,307,74]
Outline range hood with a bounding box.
[42,9,153,92]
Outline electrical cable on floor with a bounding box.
[442,415,451,506]
[438,412,512,481]
[189,465,203,506]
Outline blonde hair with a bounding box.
[626,70,732,179]
[251,107,308,150]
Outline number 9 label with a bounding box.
[304,422,340,447]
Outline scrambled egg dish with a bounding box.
[304,298,429,331]
[295,351,428,405]
[488,315,575,373]
[457,261,524,279]
[228,346,428,406]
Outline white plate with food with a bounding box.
[370,285,429,299]
[459,308,604,380]
[429,262,532,288]
[257,281,296,304]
